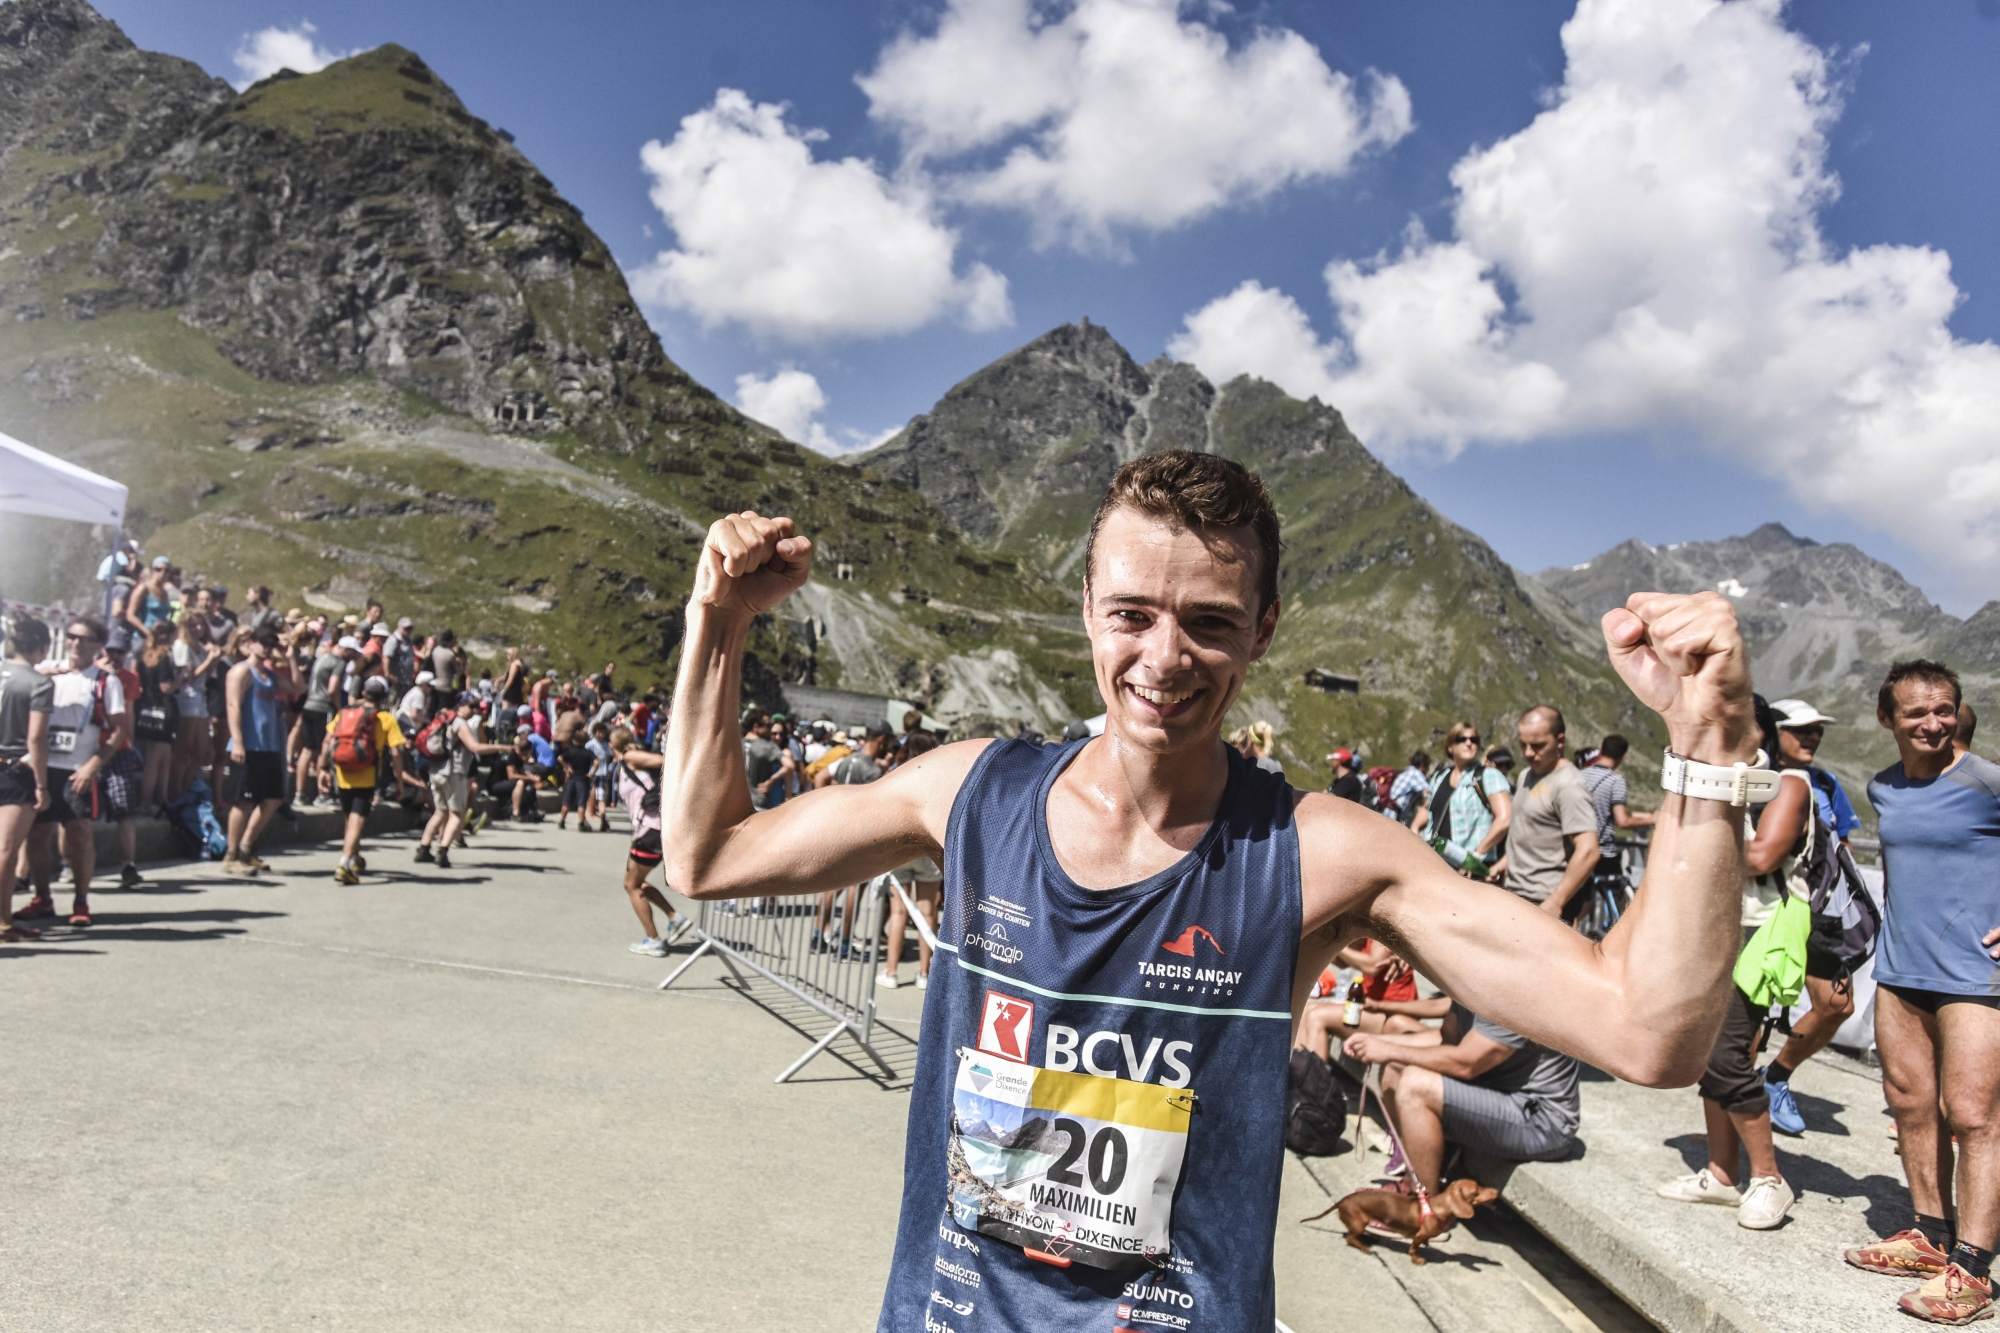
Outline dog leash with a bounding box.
[1355,1068,1433,1221]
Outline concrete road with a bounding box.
[2,820,1643,1331]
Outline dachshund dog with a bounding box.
[1304,1178,1500,1264]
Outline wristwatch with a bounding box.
[1659,748,1781,806]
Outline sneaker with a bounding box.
[120,862,143,888]
[809,931,829,954]
[1656,1168,1742,1207]
[1382,1142,1410,1179]
[916,972,928,990]
[468,811,490,834]
[1898,1263,1995,1325]
[353,854,366,873]
[434,847,451,870]
[68,898,91,927]
[334,864,359,885]
[877,971,901,989]
[16,895,55,921]
[663,917,691,945]
[598,819,612,833]
[1737,1175,1793,1230]
[221,854,257,876]
[1765,1070,1806,1135]
[630,937,667,957]
[414,844,435,863]
[1846,1229,1952,1277]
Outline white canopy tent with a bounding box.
[0,429,127,528]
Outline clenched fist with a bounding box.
[692,511,814,621]
[1603,591,1757,766]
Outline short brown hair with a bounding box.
[1084,450,1281,614]
[1880,659,1961,718]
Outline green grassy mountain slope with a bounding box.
[0,0,1094,728]
[863,322,1664,778]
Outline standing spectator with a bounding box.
[742,713,786,811]
[1578,734,1655,878]
[810,723,890,952]
[131,620,179,814]
[415,697,507,868]
[1416,723,1514,877]
[295,636,360,808]
[429,630,461,716]
[556,729,594,830]
[499,647,526,711]
[95,626,146,887]
[243,585,282,634]
[877,730,943,990]
[384,618,418,697]
[20,615,126,927]
[207,586,240,639]
[1490,707,1598,918]
[1,614,54,941]
[1842,661,2000,1323]
[1389,749,1432,826]
[1325,747,1365,803]
[1231,721,1284,778]
[361,622,389,681]
[583,722,614,833]
[220,628,299,875]
[123,557,174,635]
[1954,701,1978,759]
[529,668,556,728]
[318,676,412,884]
[169,610,222,797]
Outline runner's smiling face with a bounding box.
[1881,680,1958,765]
[1084,507,1278,754]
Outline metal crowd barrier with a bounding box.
[659,876,895,1083]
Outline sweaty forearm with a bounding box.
[661,605,758,892]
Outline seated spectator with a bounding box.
[1294,939,1421,1058]
[1344,999,1580,1195]
[488,735,544,822]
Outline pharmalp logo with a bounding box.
[964,919,1024,965]
[1159,926,1225,958]
[978,991,1034,1063]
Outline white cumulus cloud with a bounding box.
[1170,0,2000,597]
[858,0,1412,247]
[231,21,349,90]
[734,368,896,456]
[629,90,1012,343]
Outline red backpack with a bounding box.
[414,711,452,759]
[331,706,378,768]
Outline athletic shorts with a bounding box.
[98,747,144,819]
[223,751,286,806]
[1698,986,1770,1114]
[336,785,377,818]
[1439,1079,1576,1164]
[0,761,35,807]
[891,856,943,884]
[561,776,590,809]
[35,772,85,825]
[1881,983,2000,1015]
[429,771,469,815]
[629,828,663,867]
[299,710,329,754]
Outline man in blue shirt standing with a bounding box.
[1843,662,2000,1324]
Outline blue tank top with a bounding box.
[244,663,282,753]
[880,739,1301,1333]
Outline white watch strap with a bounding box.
[1659,748,1781,806]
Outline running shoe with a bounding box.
[1765,1070,1806,1135]
[1898,1264,1994,1324]
[663,917,691,945]
[1655,1168,1742,1207]
[468,810,490,834]
[1845,1229,1952,1277]
[353,854,366,873]
[434,847,451,870]
[877,972,902,989]
[916,972,928,990]
[120,862,143,888]
[1381,1142,1410,1180]
[414,844,435,863]
[68,898,91,927]
[334,864,360,885]
[629,937,667,957]
[1737,1176,1793,1230]
[16,895,55,920]
[809,931,829,954]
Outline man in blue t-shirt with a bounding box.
[1842,661,2000,1325]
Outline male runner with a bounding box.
[1843,661,2000,1324]
[662,451,1760,1333]
[21,615,126,928]
[220,628,300,875]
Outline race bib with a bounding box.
[948,1046,1193,1272]
[50,727,77,754]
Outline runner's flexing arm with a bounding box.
[1294,592,1756,1087]
[661,513,986,900]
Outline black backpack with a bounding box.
[1284,1048,1348,1156]
[1806,840,1882,983]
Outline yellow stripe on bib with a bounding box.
[1028,1069,1194,1134]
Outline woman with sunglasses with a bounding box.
[1414,724,1512,878]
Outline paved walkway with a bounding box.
[4,819,1644,1331]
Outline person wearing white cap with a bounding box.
[398,671,435,735]
[295,635,363,807]
[1758,697,1857,1137]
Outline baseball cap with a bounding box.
[1770,699,1837,728]
[416,671,435,685]
[457,691,479,707]
[151,555,170,569]
[1329,748,1355,766]
[865,722,892,740]
[337,635,363,652]
[517,705,533,717]
[362,675,390,699]
[103,626,132,653]
[397,617,413,630]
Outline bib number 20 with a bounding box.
[1047,1119,1126,1195]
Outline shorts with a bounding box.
[629,828,663,867]
[1698,986,1770,1114]
[1880,983,2000,1015]
[299,710,329,754]
[561,776,590,809]
[224,751,287,806]
[594,773,615,803]
[429,771,470,815]
[336,785,377,818]
[1440,1079,1576,1163]
[35,772,86,825]
[890,856,943,884]
[97,747,144,819]
[0,760,36,807]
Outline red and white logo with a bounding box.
[1160,926,1225,958]
[978,991,1034,1063]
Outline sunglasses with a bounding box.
[1451,734,1480,745]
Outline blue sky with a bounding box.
[104,1,2000,610]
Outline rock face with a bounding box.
[2,1,726,452]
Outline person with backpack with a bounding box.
[219,627,301,876]
[1325,746,1366,803]
[1654,696,1810,1232]
[608,725,687,957]
[295,635,360,810]
[1843,661,2000,1324]
[317,675,413,885]
[414,696,507,869]
[1415,723,1514,879]
[19,614,127,928]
